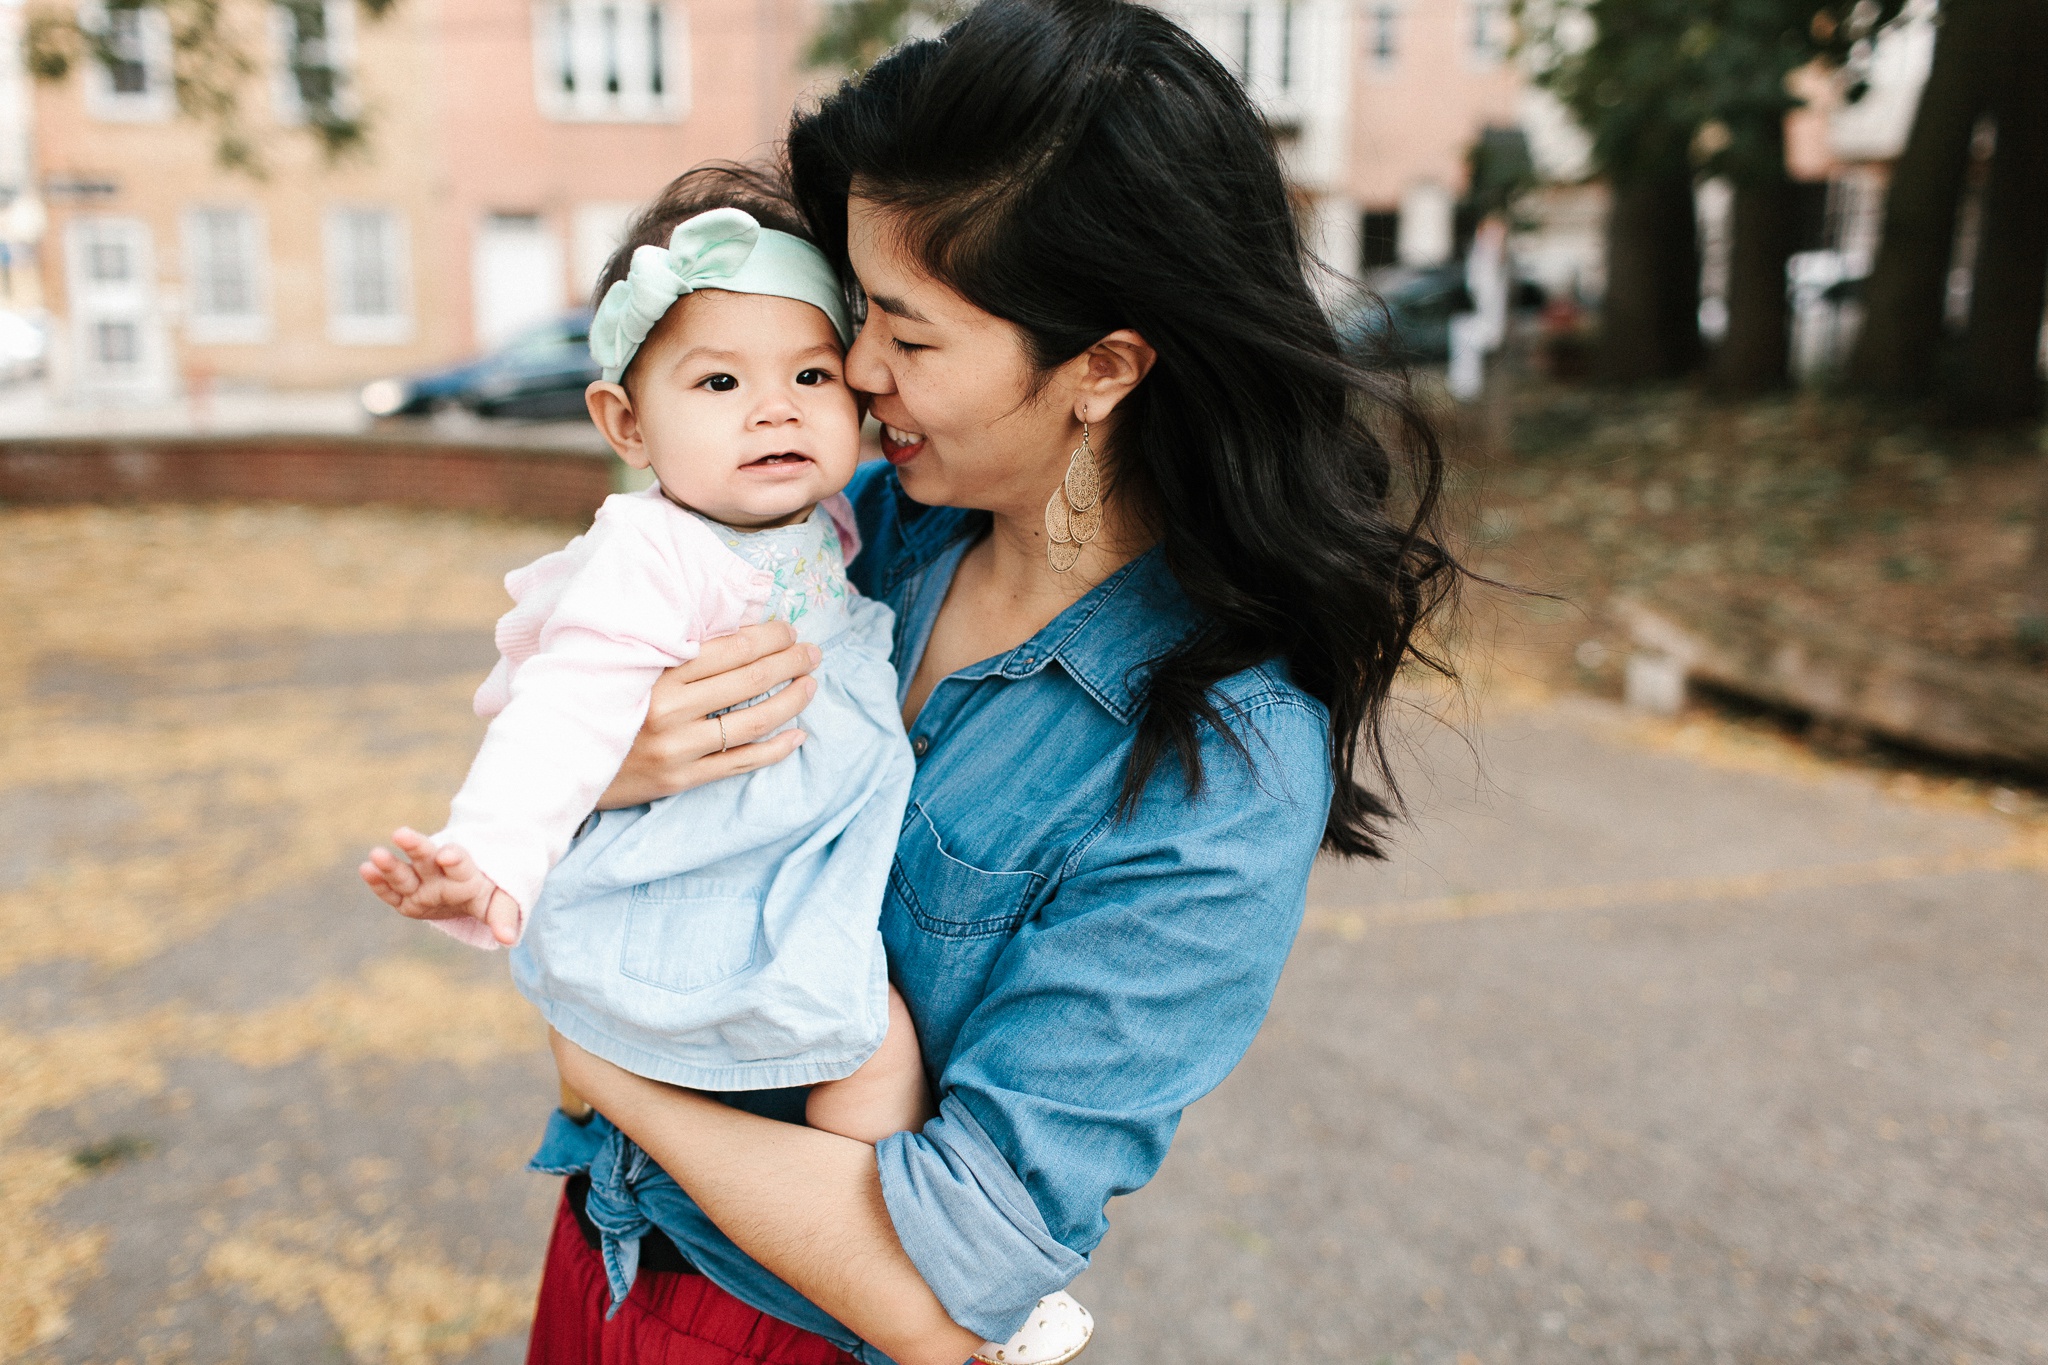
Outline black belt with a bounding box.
[564,1172,699,1275]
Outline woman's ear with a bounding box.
[1073,328,1157,421]
[586,381,652,470]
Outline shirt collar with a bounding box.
[1043,549,1199,723]
[949,547,1198,725]
[882,481,1202,724]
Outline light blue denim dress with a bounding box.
[508,505,915,1091]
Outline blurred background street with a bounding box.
[4,503,2044,1364]
[4,0,2048,1358]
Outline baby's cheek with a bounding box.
[820,392,866,463]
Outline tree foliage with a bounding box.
[1516,0,1900,385]
[804,0,963,72]
[24,0,398,173]
[1519,0,1898,190]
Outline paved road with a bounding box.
[6,505,2044,1364]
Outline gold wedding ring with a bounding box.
[716,714,730,752]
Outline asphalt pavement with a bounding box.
[6,504,2043,1365]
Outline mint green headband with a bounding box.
[589,207,853,383]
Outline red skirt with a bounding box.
[526,1192,861,1365]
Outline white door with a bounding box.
[65,215,172,401]
[471,213,567,351]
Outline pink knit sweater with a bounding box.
[427,488,855,948]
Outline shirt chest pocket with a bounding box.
[887,803,1045,940]
[620,877,762,994]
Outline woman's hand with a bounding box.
[598,622,821,810]
[547,1033,986,1365]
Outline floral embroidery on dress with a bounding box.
[699,507,851,638]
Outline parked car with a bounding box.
[360,311,598,420]
[1336,264,1546,366]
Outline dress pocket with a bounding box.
[619,877,762,994]
[888,803,1046,939]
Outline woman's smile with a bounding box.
[879,422,927,464]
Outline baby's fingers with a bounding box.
[366,845,420,896]
[390,826,439,867]
[358,860,403,908]
[483,890,522,946]
[433,842,480,884]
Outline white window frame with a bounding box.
[323,205,413,346]
[270,0,359,125]
[80,0,175,122]
[182,206,271,345]
[1467,0,1510,67]
[1176,2,1312,117]
[572,200,639,301]
[533,1,689,124]
[64,214,170,396]
[1365,1,1402,75]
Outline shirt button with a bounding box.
[912,735,930,757]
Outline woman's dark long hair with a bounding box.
[788,0,1461,859]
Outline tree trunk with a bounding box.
[1601,166,1702,382]
[1847,0,1994,396]
[1718,119,1794,394]
[2028,435,2048,635]
[1952,0,2048,423]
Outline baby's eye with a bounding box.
[700,374,738,392]
[795,368,834,386]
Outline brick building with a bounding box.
[28,0,820,403]
[33,0,1914,403]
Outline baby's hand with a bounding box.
[359,828,523,946]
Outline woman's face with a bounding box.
[844,197,1079,518]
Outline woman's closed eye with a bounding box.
[700,373,739,393]
[890,338,929,355]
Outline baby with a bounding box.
[359,176,1091,1365]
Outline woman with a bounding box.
[530,0,1457,1361]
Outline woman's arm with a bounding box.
[597,622,822,809]
[551,1034,984,1365]
[565,688,1331,1360]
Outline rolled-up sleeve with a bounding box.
[874,692,1333,1341]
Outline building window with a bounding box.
[94,319,139,366]
[1468,0,1508,64]
[535,1,688,123]
[272,0,357,124]
[80,0,174,121]
[184,207,269,344]
[64,215,168,395]
[87,234,134,285]
[572,201,638,299]
[1360,210,1399,268]
[1277,1,1296,91]
[1367,2,1400,72]
[324,206,412,345]
[1196,1,1310,103]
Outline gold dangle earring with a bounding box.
[1044,420,1102,573]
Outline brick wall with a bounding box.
[0,436,613,523]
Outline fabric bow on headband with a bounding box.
[588,207,853,383]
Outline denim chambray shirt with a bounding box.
[530,461,1333,1360]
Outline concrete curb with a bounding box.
[1619,597,2048,776]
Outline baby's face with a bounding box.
[625,289,860,528]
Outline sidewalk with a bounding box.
[5,500,2044,1363]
